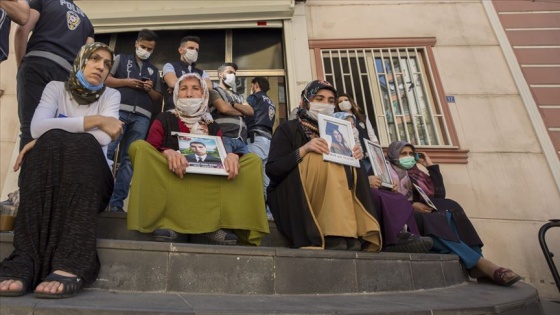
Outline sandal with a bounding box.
[34,273,83,299]
[491,267,521,287]
[0,276,27,297]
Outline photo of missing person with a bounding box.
[175,133,228,175]
[325,121,352,157]
[365,140,393,189]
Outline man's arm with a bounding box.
[1,0,30,25]
[14,7,39,67]
[231,102,254,116]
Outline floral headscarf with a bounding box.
[65,42,114,105]
[172,73,213,134]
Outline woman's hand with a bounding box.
[392,182,398,192]
[368,175,382,189]
[13,140,36,171]
[224,153,240,180]
[416,151,434,167]
[412,202,432,213]
[300,138,329,158]
[352,144,363,160]
[98,116,124,141]
[163,149,188,178]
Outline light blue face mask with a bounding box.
[76,70,104,91]
[399,156,416,169]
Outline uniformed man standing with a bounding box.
[246,77,276,219]
[162,35,212,111]
[0,0,29,63]
[15,0,94,150]
[212,62,254,154]
[105,29,162,213]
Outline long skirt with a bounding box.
[370,189,420,246]
[414,198,483,247]
[290,154,381,251]
[0,129,113,290]
[126,140,269,246]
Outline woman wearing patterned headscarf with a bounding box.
[0,43,122,298]
[266,80,381,252]
[126,73,269,246]
[386,141,521,287]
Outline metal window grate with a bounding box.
[321,47,451,147]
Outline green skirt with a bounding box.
[127,140,269,245]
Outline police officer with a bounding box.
[0,0,29,63]
[105,29,162,213]
[162,35,212,111]
[246,77,276,219]
[15,0,94,151]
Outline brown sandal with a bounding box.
[492,267,521,287]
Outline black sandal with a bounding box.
[34,273,83,299]
[0,276,28,297]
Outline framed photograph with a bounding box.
[171,132,228,176]
[317,114,360,168]
[364,140,394,190]
[412,183,438,211]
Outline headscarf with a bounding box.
[297,79,338,139]
[172,73,213,135]
[65,42,114,105]
[387,141,435,198]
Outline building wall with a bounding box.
[304,0,559,298]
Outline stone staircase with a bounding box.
[0,212,545,314]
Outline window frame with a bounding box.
[309,38,469,164]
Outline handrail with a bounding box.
[538,219,560,293]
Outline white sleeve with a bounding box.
[365,117,379,144]
[162,63,175,76]
[85,88,121,146]
[31,82,86,139]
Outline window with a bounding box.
[311,39,468,163]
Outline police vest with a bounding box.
[246,91,275,139]
[212,86,248,140]
[163,61,204,111]
[113,54,159,118]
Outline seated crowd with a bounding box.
[0,37,521,299]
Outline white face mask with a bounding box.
[183,49,198,64]
[175,98,203,116]
[223,73,236,88]
[339,100,352,112]
[136,47,151,60]
[307,102,335,120]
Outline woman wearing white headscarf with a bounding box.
[126,73,269,246]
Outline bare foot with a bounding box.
[0,279,24,293]
[34,270,77,294]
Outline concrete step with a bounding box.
[0,282,543,315]
[1,234,467,294]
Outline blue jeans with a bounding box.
[222,137,249,155]
[248,135,272,218]
[107,111,151,208]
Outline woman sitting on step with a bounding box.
[266,80,381,251]
[126,73,269,246]
[387,141,522,287]
[0,43,122,298]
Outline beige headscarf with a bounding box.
[172,73,213,134]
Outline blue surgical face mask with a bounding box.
[76,69,104,91]
[399,156,416,169]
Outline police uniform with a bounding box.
[17,0,94,150]
[212,86,249,154]
[0,9,10,62]
[162,61,206,111]
[106,54,161,209]
[246,90,276,217]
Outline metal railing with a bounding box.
[538,219,560,293]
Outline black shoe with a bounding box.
[201,229,238,245]
[109,206,124,213]
[383,231,433,253]
[153,229,178,242]
[324,236,347,250]
[346,238,362,251]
